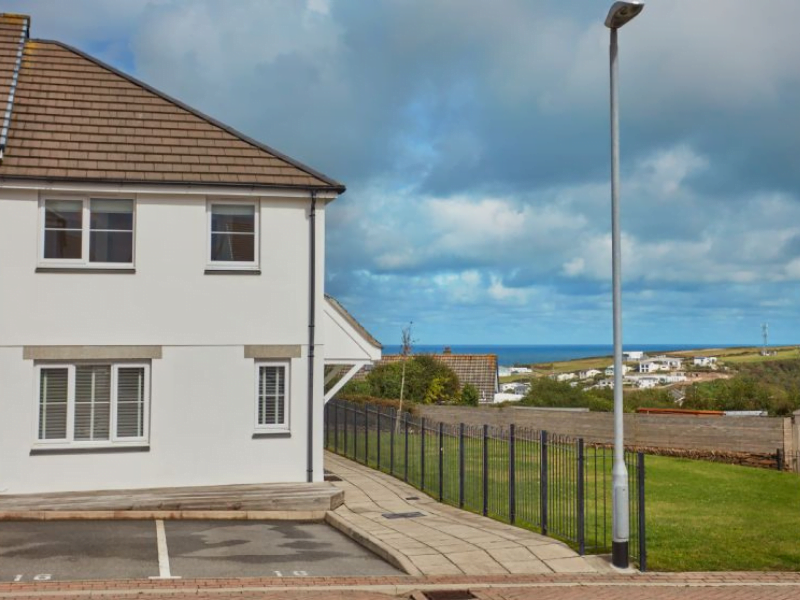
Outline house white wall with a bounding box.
[0,185,336,493]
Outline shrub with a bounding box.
[460,383,480,406]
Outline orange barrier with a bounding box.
[635,408,724,417]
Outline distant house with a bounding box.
[579,369,602,379]
[376,352,499,404]
[652,356,683,370]
[633,377,659,389]
[693,356,718,368]
[604,364,631,376]
[550,372,576,382]
[623,351,645,361]
[501,382,530,395]
[638,360,658,373]
[509,366,532,374]
[596,378,614,389]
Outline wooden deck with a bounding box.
[0,482,344,520]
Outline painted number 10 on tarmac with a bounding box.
[13,574,52,581]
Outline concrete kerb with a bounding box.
[325,510,423,576]
[0,510,330,521]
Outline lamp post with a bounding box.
[605,0,644,570]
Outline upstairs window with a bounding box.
[41,198,134,267]
[208,201,258,269]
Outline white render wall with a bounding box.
[0,186,329,493]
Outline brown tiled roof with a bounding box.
[377,353,499,403]
[0,14,344,192]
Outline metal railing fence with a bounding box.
[325,398,646,570]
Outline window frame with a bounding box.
[38,196,136,269]
[206,198,260,271]
[254,361,290,433]
[33,362,150,449]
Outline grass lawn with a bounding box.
[646,455,800,571]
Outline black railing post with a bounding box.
[776,448,784,471]
[390,408,396,476]
[364,404,369,466]
[458,423,465,508]
[421,418,426,490]
[438,422,444,502]
[482,424,489,517]
[352,403,357,459]
[638,452,647,572]
[343,403,349,458]
[404,413,409,482]
[509,424,516,524]
[376,408,381,470]
[540,430,548,536]
[577,438,585,555]
[334,401,339,453]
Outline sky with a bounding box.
[10,0,800,346]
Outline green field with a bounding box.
[645,455,800,571]
[327,414,800,571]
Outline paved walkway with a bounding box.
[2,573,799,600]
[324,452,600,576]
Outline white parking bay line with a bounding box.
[149,519,181,580]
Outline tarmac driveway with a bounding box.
[0,520,401,582]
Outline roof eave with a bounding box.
[0,174,345,195]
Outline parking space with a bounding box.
[0,521,158,582]
[0,520,401,582]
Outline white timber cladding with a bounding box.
[0,185,338,493]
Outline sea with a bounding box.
[380,344,732,367]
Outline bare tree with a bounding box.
[395,322,413,433]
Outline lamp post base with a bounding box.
[612,540,629,569]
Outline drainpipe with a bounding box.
[307,191,317,483]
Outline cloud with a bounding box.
[11,0,800,344]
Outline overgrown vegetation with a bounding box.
[682,360,800,416]
[518,378,677,412]
[514,359,800,416]
[340,355,477,405]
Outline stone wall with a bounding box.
[417,405,789,456]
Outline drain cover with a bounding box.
[382,511,425,519]
[419,591,477,600]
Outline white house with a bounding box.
[623,351,644,361]
[693,356,718,368]
[509,366,532,374]
[579,369,602,379]
[550,372,576,382]
[0,14,380,495]
[604,364,631,376]
[652,356,683,370]
[638,360,658,373]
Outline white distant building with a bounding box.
[509,366,532,374]
[579,369,602,379]
[693,356,718,368]
[604,364,631,376]
[501,382,530,394]
[498,366,512,377]
[634,377,659,389]
[597,378,614,389]
[638,360,658,373]
[550,372,576,382]
[623,351,644,361]
[659,373,688,384]
[652,356,682,370]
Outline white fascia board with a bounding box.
[323,299,381,362]
[0,179,339,200]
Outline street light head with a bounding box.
[605,1,644,29]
